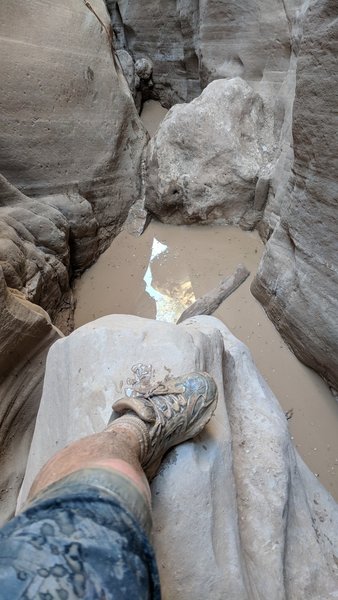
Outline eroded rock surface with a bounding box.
[0,0,147,252]
[145,78,274,226]
[0,175,98,320]
[18,315,338,599]
[0,268,61,524]
[0,0,148,518]
[109,0,301,108]
[252,0,338,390]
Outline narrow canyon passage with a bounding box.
[74,220,338,499]
[1,2,337,595]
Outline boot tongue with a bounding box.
[113,396,156,423]
[147,381,185,397]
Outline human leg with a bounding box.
[0,421,158,600]
[0,371,218,599]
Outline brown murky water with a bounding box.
[74,101,337,500]
[140,99,169,137]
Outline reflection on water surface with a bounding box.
[143,238,195,322]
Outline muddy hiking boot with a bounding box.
[109,372,218,480]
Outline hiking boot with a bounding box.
[111,372,218,479]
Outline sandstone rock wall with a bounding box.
[0,174,98,319]
[0,0,148,369]
[252,0,338,390]
[0,0,148,518]
[145,78,275,227]
[0,268,61,523]
[0,0,147,252]
[109,0,301,108]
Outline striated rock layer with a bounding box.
[109,0,301,108]
[18,315,338,599]
[0,0,147,517]
[0,268,61,524]
[0,0,147,252]
[252,0,338,390]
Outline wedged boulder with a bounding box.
[0,0,147,250]
[0,1,148,525]
[251,0,338,390]
[0,268,61,525]
[18,315,338,599]
[145,78,274,227]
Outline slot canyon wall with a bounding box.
[0,0,337,521]
[0,0,148,323]
[107,0,301,107]
[0,0,147,519]
[107,0,303,234]
[251,0,338,391]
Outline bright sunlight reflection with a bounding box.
[143,238,195,322]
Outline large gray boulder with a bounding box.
[252,0,338,390]
[0,0,147,251]
[145,78,274,227]
[18,315,338,599]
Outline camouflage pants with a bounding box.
[0,469,160,599]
